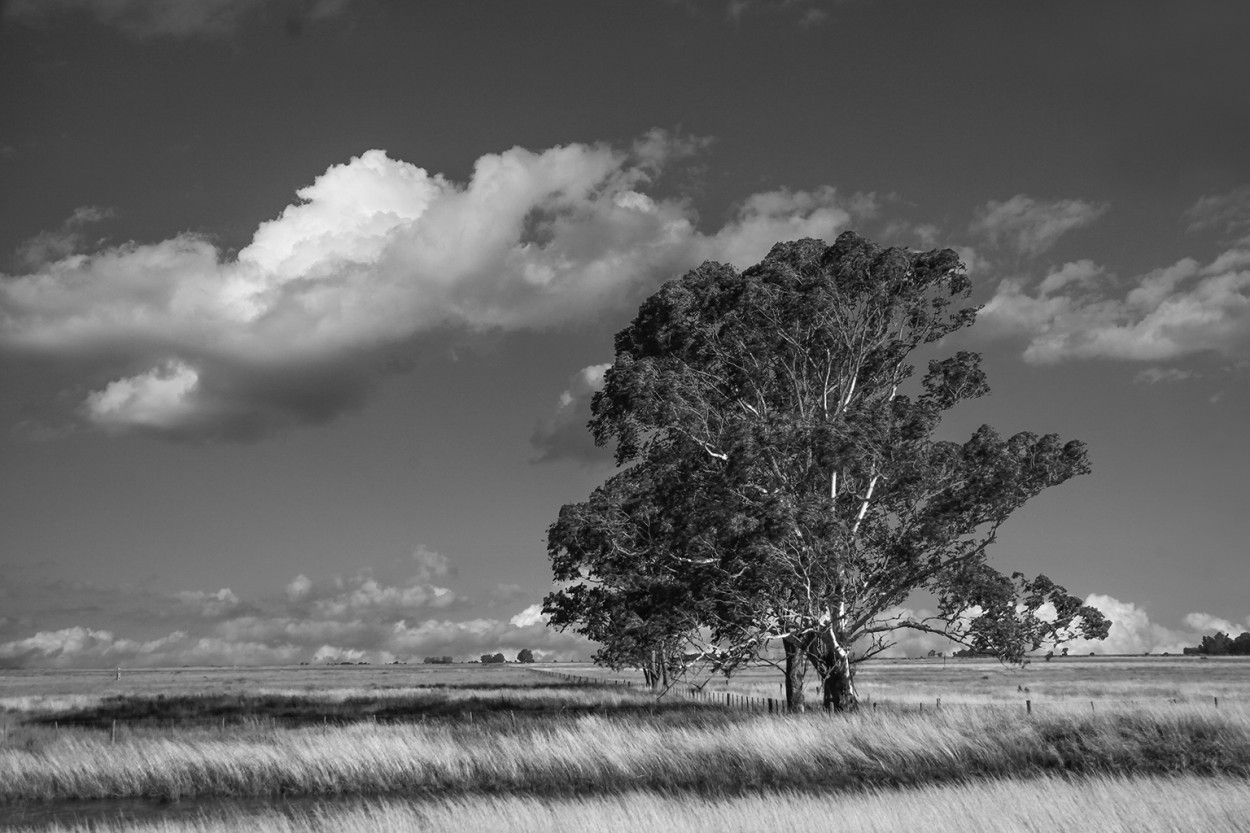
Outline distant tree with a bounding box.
[549,233,1110,712]
[480,652,506,664]
[1200,632,1233,656]
[517,648,536,663]
[1232,632,1250,656]
[422,656,454,665]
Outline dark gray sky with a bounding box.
[1,0,1247,667]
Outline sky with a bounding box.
[1,0,1248,669]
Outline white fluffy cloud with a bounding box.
[1183,612,1248,635]
[1,134,865,442]
[970,195,1109,257]
[981,250,1250,364]
[1061,594,1192,656]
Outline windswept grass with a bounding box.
[3,702,1249,804]
[10,774,1250,833]
[11,685,687,731]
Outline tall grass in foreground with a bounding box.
[12,775,1250,833]
[3,703,1248,803]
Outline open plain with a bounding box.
[2,657,1249,831]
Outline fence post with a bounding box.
[111,719,116,744]
[1215,696,1219,709]
[1026,700,1032,715]
[936,698,941,711]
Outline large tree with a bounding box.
[547,233,1109,712]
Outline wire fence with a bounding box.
[535,668,1244,716]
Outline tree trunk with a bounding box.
[819,641,858,713]
[783,636,808,712]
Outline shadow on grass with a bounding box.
[27,687,728,730]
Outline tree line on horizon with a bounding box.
[1185,631,1250,656]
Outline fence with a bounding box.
[531,666,1238,716]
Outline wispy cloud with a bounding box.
[1185,185,1250,243]
[1,132,868,443]
[3,0,354,40]
[970,195,1109,257]
[1133,367,1196,386]
[14,205,114,269]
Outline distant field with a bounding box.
[549,655,1250,709]
[3,658,1248,831]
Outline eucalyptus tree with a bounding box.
[544,459,706,690]
[550,232,1108,711]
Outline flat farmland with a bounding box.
[2,659,1249,832]
[549,655,1250,709]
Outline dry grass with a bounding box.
[3,701,1249,804]
[5,660,1248,829]
[9,774,1250,833]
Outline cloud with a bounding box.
[1186,185,1250,242]
[85,360,202,432]
[14,205,114,269]
[410,544,454,583]
[2,134,866,443]
[969,195,1109,257]
[1062,594,1192,656]
[489,583,533,605]
[981,251,1250,364]
[3,0,354,39]
[530,363,613,463]
[0,627,189,669]
[289,570,459,619]
[0,561,594,667]
[174,588,244,618]
[1182,612,1248,636]
[704,186,871,270]
[716,0,838,27]
[1133,367,1196,385]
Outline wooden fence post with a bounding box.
[1026,700,1032,715]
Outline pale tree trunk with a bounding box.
[783,635,809,712]
[643,649,662,691]
[814,631,859,713]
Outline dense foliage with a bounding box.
[1188,632,1250,656]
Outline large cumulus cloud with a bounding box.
[1,133,868,442]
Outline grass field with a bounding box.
[2,658,1248,830]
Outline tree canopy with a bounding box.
[545,232,1109,711]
